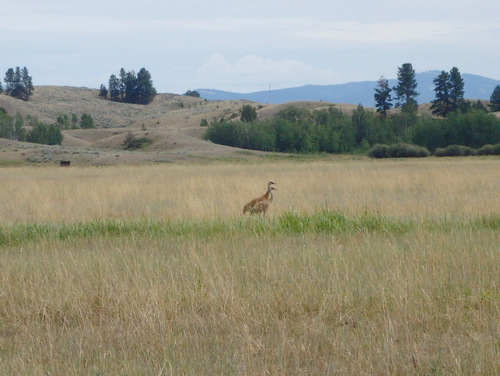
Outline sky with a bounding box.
[2,0,500,94]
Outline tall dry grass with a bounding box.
[0,157,498,223]
[0,158,499,375]
[1,230,498,375]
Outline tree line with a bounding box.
[203,64,500,156]
[203,104,500,155]
[0,110,95,146]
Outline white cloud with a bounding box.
[195,54,340,92]
[289,20,500,45]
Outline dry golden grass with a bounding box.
[0,157,498,222]
[0,158,499,375]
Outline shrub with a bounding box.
[123,132,153,150]
[434,144,477,157]
[388,143,430,158]
[367,143,429,158]
[367,144,389,158]
[477,143,500,156]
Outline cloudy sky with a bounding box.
[3,0,499,94]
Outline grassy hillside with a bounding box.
[0,87,359,166]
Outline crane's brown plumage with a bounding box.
[243,181,277,215]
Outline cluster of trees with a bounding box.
[55,113,95,130]
[0,109,62,145]
[375,64,467,118]
[1,66,34,101]
[204,105,380,153]
[99,68,157,105]
[184,90,201,98]
[204,103,500,155]
[374,63,419,117]
[0,110,95,145]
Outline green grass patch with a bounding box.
[1,210,499,246]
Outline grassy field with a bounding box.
[0,158,499,375]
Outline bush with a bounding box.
[388,143,430,158]
[123,132,153,150]
[367,143,429,158]
[476,143,500,156]
[434,144,477,157]
[367,144,389,158]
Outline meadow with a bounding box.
[0,157,498,375]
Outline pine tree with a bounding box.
[374,76,392,118]
[108,74,121,101]
[489,85,500,112]
[135,68,156,105]
[430,71,452,117]
[98,84,108,99]
[449,67,465,112]
[21,67,34,101]
[393,63,419,114]
[4,68,22,98]
[431,67,466,117]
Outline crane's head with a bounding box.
[268,181,277,191]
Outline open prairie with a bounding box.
[0,158,499,375]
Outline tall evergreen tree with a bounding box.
[122,70,137,103]
[108,74,121,101]
[449,67,465,112]
[489,85,500,112]
[393,63,419,114]
[4,68,21,98]
[20,67,34,101]
[135,68,156,105]
[98,84,108,99]
[374,76,392,118]
[431,71,452,117]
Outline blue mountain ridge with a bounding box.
[196,71,500,107]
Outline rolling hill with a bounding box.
[0,86,355,166]
[0,72,498,166]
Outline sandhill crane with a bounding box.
[243,181,277,215]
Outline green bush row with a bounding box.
[434,143,500,156]
[367,142,500,158]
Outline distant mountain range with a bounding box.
[196,71,500,107]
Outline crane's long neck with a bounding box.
[266,187,274,202]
